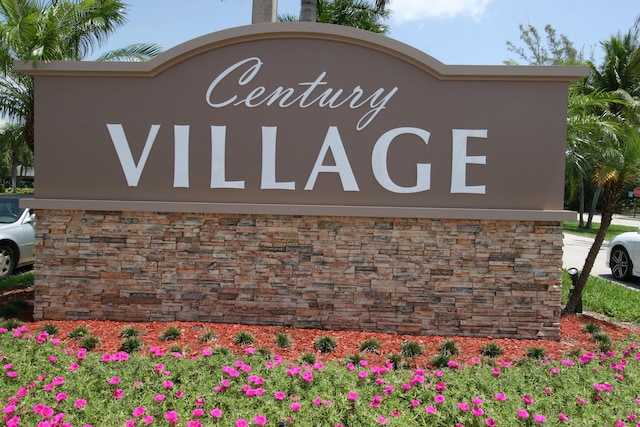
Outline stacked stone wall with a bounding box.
[33,210,564,340]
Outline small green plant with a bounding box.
[480,342,505,358]
[68,325,90,338]
[314,335,338,353]
[359,338,381,353]
[431,353,451,369]
[198,329,217,342]
[299,352,316,365]
[233,331,255,345]
[385,352,405,370]
[159,325,182,341]
[212,346,231,356]
[41,323,59,335]
[582,322,602,334]
[0,318,23,330]
[526,346,547,360]
[400,340,424,358]
[345,353,366,365]
[118,325,140,339]
[275,331,292,348]
[79,335,100,351]
[439,339,460,356]
[255,346,273,359]
[169,344,187,353]
[119,336,143,354]
[592,331,612,352]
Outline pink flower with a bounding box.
[74,399,87,408]
[290,402,301,412]
[133,407,146,417]
[411,400,420,407]
[458,402,470,411]
[187,422,203,427]
[377,416,388,424]
[434,395,445,404]
[517,409,530,419]
[193,408,205,417]
[274,391,286,400]
[534,414,546,423]
[472,397,483,405]
[154,394,166,402]
[254,415,267,425]
[614,421,626,427]
[236,419,248,427]
[486,418,496,427]
[165,411,179,425]
[210,408,223,418]
[472,407,485,417]
[425,405,437,414]
[113,389,124,399]
[522,395,534,404]
[108,377,121,385]
[55,393,68,401]
[558,413,570,422]
[347,391,358,401]
[313,397,323,405]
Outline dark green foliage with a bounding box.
[299,352,316,365]
[431,353,451,369]
[526,346,547,359]
[275,331,292,348]
[119,337,143,354]
[118,326,140,339]
[79,335,100,351]
[0,318,23,330]
[314,335,337,353]
[359,338,381,352]
[41,323,59,335]
[68,325,90,338]
[233,331,255,345]
[582,322,602,334]
[439,339,460,356]
[480,342,505,358]
[159,325,182,341]
[400,340,424,358]
[198,329,217,342]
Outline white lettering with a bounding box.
[107,124,160,187]
[210,126,245,189]
[261,126,295,190]
[372,127,431,193]
[174,125,189,188]
[205,57,397,131]
[450,129,488,194]
[305,126,359,191]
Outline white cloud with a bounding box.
[389,0,493,24]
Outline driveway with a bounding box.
[563,213,640,289]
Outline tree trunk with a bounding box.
[586,185,603,229]
[300,0,317,22]
[578,174,585,228]
[10,148,17,192]
[563,186,620,314]
[252,0,277,23]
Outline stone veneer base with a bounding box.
[33,210,563,341]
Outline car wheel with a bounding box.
[0,245,15,280]
[610,246,633,281]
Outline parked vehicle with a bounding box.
[0,197,35,280]
[607,228,640,280]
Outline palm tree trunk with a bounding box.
[300,0,317,22]
[252,0,277,23]
[586,186,603,228]
[578,174,585,228]
[10,148,17,192]
[564,186,619,314]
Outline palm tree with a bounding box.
[297,0,389,28]
[564,33,640,314]
[0,122,31,191]
[0,0,161,153]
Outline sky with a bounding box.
[90,0,640,66]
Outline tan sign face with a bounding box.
[19,23,587,217]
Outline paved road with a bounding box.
[563,213,640,286]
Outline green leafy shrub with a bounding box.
[400,340,424,357]
[359,338,381,352]
[480,342,504,358]
[385,352,405,370]
[431,353,451,368]
[159,325,182,341]
[0,318,23,330]
[582,322,602,334]
[526,346,547,359]
[0,300,30,318]
[299,352,316,365]
[314,335,337,353]
[79,335,100,351]
[275,331,292,348]
[233,331,255,345]
[41,323,59,335]
[118,326,140,339]
[68,325,90,338]
[198,329,217,342]
[439,339,460,356]
[345,353,366,365]
[119,337,143,354]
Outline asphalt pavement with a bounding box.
[563,213,640,284]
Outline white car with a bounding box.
[607,228,640,280]
[0,197,35,280]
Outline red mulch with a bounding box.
[2,288,639,365]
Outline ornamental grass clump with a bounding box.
[119,336,144,354]
[0,318,22,330]
[480,342,505,358]
[400,340,424,358]
[275,331,292,348]
[79,335,100,351]
[431,352,451,368]
[359,338,382,353]
[439,339,460,356]
[159,325,182,341]
[40,323,59,336]
[67,325,90,338]
[198,329,217,342]
[118,325,140,339]
[582,322,602,334]
[526,346,547,360]
[314,335,337,353]
[233,331,255,345]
